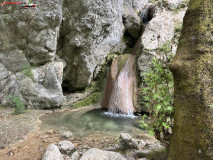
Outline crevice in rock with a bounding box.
[123,31,135,48]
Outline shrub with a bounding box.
[6,95,25,115]
[140,54,174,147]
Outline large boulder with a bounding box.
[80,148,127,160]
[119,133,146,150]
[42,144,64,160]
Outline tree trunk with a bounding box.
[168,0,213,159]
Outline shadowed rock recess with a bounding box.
[0,0,187,109]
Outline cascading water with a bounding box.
[108,55,136,115]
[101,4,156,115]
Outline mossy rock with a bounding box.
[0,105,7,109]
[73,92,101,108]
[117,54,131,73]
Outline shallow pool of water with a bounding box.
[40,107,146,138]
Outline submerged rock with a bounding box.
[42,144,64,160]
[80,148,126,160]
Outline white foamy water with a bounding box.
[102,111,138,119]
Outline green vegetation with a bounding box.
[22,65,34,78]
[0,105,6,109]
[158,41,171,54]
[209,104,213,108]
[140,42,174,146]
[118,54,131,73]
[174,22,183,33]
[73,92,101,108]
[6,95,25,115]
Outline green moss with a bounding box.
[106,54,118,66]
[118,54,131,73]
[22,65,34,78]
[174,22,183,33]
[73,92,101,108]
[0,105,7,109]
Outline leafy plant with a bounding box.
[22,65,34,78]
[6,95,25,115]
[140,52,174,147]
[174,22,183,33]
[159,41,171,54]
[208,104,213,108]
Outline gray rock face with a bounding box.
[119,133,146,150]
[0,0,187,109]
[80,148,127,160]
[58,141,76,155]
[138,6,187,76]
[59,0,125,91]
[42,144,64,160]
[0,0,64,109]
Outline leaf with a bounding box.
[208,104,213,108]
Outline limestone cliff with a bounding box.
[0,0,187,109]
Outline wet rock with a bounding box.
[80,148,127,160]
[119,133,146,150]
[42,144,64,160]
[61,131,73,139]
[58,141,76,155]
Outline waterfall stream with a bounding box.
[108,55,136,115]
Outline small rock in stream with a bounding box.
[61,131,73,139]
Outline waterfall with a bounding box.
[108,55,136,115]
[101,55,137,115]
[101,4,156,115]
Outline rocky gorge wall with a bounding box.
[0,0,188,109]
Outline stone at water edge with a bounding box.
[58,140,76,155]
[80,148,127,160]
[42,144,64,160]
[61,131,73,139]
[119,133,146,150]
